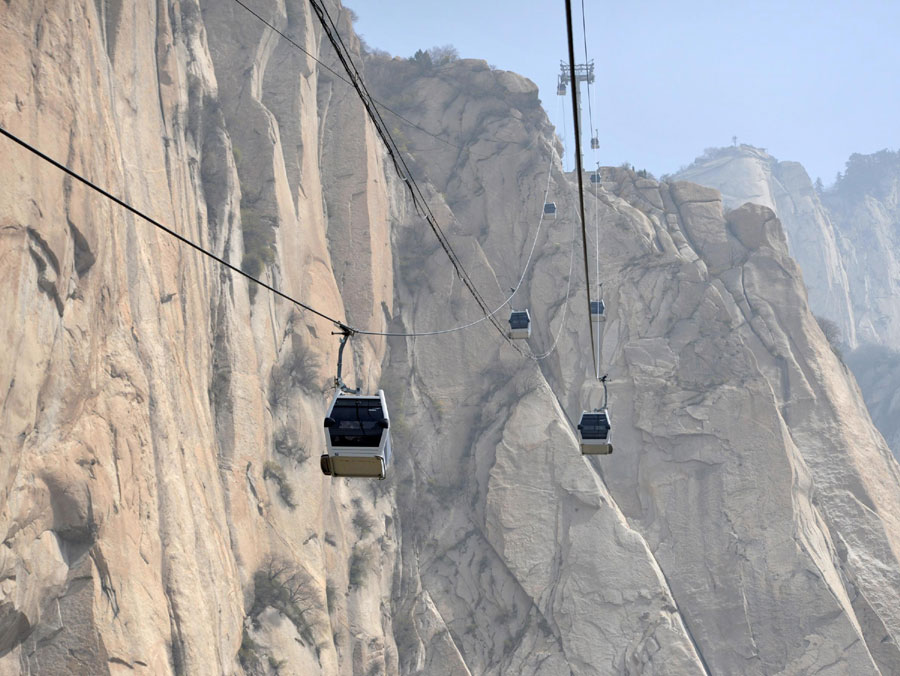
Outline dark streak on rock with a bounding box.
[28,246,64,316]
[108,655,134,669]
[68,221,95,276]
[26,227,59,273]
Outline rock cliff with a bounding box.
[675,146,900,460]
[846,345,900,462]
[825,151,900,460]
[673,146,856,347]
[1,2,899,675]
[822,150,900,348]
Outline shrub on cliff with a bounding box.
[348,544,374,588]
[263,461,296,509]
[250,557,321,647]
[407,45,459,71]
[815,315,844,359]
[269,335,323,408]
[240,207,277,298]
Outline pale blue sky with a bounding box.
[350,0,899,184]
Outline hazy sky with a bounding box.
[350,0,899,184]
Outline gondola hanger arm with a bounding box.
[332,328,360,394]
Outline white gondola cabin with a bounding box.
[557,82,566,96]
[590,135,599,150]
[544,202,557,217]
[590,299,606,322]
[321,390,392,479]
[578,408,613,455]
[508,309,531,339]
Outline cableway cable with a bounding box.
[580,0,596,147]
[231,0,550,344]
[582,0,603,379]
[564,0,599,379]
[308,0,514,347]
[0,125,349,330]
[582,1,603,378]
[558,83,568,169]
[230,0,524,157]
[355,152,556,338]
[526,198,579,361]
[522,94,578,361]
[593,163,602,379]
[308,0,501,328]
[582,1,603,381]
[4,10,589,354]
[0,126,552,344]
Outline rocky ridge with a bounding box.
[825,150,900,458]
[674,145,900,459]
[673,145,856,346]
[823,150,900,348]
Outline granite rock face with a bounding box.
[1,3,899,675]
[556,168,900,675]
[846,345,900,468]
[822,150,900,348]
[816,152,900,461]
[1,2,397,674]
[675,146,900,459]
[674,145,856,347]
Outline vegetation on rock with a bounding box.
[263,461,297,509]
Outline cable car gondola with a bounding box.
[590,135,599,150]
[578,375,613,455]
[544,202,557,217]
[590,172,601,184]
[508,309,531,340]
[590,299,605,322]
[577,408,612,454]
[321,390,392,479]
[320,331,392,479]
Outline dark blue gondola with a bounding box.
[578,375,613,455]
[577,408,613,455]
[508,309,531,339]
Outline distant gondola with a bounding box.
[544,202,557,217]
[577,408,613,455]
[590,299,605,322]
[508,309,532,340]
